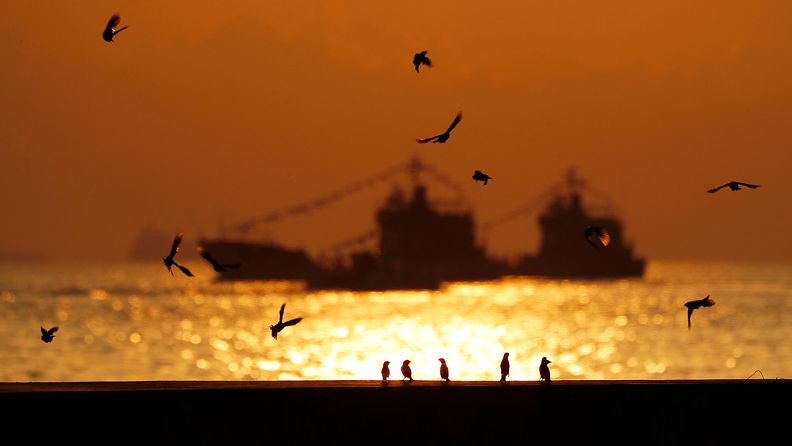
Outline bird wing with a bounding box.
[49,326,59,335]
[445,112,463,133]
[106,14,121,30]
[169,233,183,257]
[416,135,439,143]
[175,263,194,277]
[197,247,220,267]
[687,306,693,328]
[584,228,600,248]
[279,303,285,323]
[282,317,302,327]
[423,56,432,67]
[707,183,728,193]
[222,264,242,269]
[598,228,611,247]
[736,182,760,189]
[41,327,47,336]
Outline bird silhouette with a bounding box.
[417,112,462,144]
[472,170,493,185]
[163,233,194,277]
[684,295,716,330]
[102,14,128,42]
[707,181,760,193]
[439,358,450,383]
[270,303,302,340]
[500,352,510,382]
[40,326,58,343]
[584,226,610,249]
[413,51,432,72]
[381,361,391,381]
[196,246,241,272]
[401,360,413,382]
[539,357,552,384]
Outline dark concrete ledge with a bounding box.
[2,380,787,444]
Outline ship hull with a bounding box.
[513,256,645,279]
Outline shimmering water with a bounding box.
[0,261,789,382]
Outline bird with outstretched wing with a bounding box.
[417,112,462,144]
[102,14,128,42]
[270,303,303,339]
[707,181,760,193]
[197,247,241,272]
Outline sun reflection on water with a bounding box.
[0,261,790,381]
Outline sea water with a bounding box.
[0,261,789,381]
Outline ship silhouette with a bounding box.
[192,156,644,290]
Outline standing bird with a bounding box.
[500,352,510,382]
[163,233,194,277]
[270,303,303,340]
[584,226,610,249]
[707,181,760,193]
[196,246,241,272]
[40,326,58,343]
[413,50,432,72]
[439,358,450,383]
[417,112,462,144]
[381,361,391,381]
[539,357,552,384]
[401,360,414,382]
[684,295,716,330]
[472,170,493,185]
[102,14,128,42]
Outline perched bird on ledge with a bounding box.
[539,357,552,384]
[401,360,413,382]
[707,181,760,193]
[500,352,510,382]
[684,295,716,330]
[381,361,391,381]
[439,358,450,383]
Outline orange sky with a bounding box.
[1,1,791,262]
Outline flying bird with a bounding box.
[417,112,462,144]
[270,303,302,340]
[196,246,241,272]
[401,360,413,382]
[500,352,510,382]
[439,358,450,383]
[381,361,391,381]
[163,233,194,277]
[102,14,128,42]
[472,170,493,185]
[40,326,58,343]
[413,51,432,72]
[707,181,760,193]
[684,295,716,330]
[584,226,610,249]
[539,357,552,384]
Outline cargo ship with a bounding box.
[158,156,645,289]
